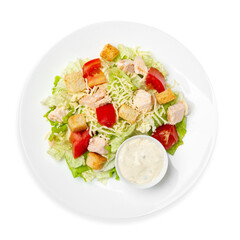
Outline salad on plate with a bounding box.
[42,43,188,184]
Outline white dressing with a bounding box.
[117,137,164,185]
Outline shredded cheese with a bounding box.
[136,95,167,133]
[108,76,134,108]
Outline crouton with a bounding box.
[100,44,119,61]
[155,88,176,105]
[86,152,107,170]
[64,71,86,93]
[118,104,140,124]
[68,114,87,132]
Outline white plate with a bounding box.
[19,22,217,219]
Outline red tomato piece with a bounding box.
[82,58,101,78]
[69,132,82,144]
[87,69,107,88]
[70,130,91,159]
[152,124,179,150]
[146,67,166,93]
[96,104,116,128]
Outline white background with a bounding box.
[1,0,239,239]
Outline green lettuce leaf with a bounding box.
[142,54,168,78]
[108,68,137,107]
[47,139,72,161]
[109,67,136,89]
[167,117,187,155]
[52,76,61,94]
[42,77,71,108]
[48,124,68,141]
[117,44,136,60]
[62,108,74,124]
[65,151,91,178]
[81,167,119,184]
[65,151,85,168]
[110,124,136,153]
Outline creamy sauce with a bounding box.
[117,138,164,185]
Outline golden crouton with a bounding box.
[118,104,140,124]
[155,88,176,105]
[86,152,107,170]
[68,114,87,132]
[100,44,119,61]
[64,71,86,93]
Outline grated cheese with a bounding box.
[136,95,167,133]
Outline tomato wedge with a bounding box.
[82,58,101,78]
[87,69,107,88]
[96,104,116,128]
[152,124,178,150]
[146,67,166,93]
[70,130,91,159]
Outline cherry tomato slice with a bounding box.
[82,58,101,78]
[152,124,179,150]
[146,67,166,93]
[87,69,107,88]
[96,104,116,128]
[70,130,91,159]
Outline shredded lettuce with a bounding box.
[47,139,71,161]
[110,124,136,153]
[142,54,168,79]
[65,151,85,168]
[167,117,187,155]
[42,75,72,108]
[116,44,168,79]
[82,167,119,184]
[108,68,137,107]
[48,124,68,141]
[52,76,61,94]
[43,106,69,141]
[65,151,91,178]
[117,44,136,60]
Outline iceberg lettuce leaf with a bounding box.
[65,151,91,178]
[117,44,136,60]
[167,117,187,155]
[110,124,136,153]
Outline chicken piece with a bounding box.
[117,59,134,74]
[87,137,108,155]
[133,56,148,76]
[133,90,153,113]
[181,100,189,116]
[79,95,96,109]
[68,114,87,132]
[48,106,69,123]
[167,102,185,125]
[155,88,176,105]
[100,44,119,61]
[79,85,111,109]
[86,152,107,170]
[94,96,112,108]
[64,71,85,93]
[118,104,140,124]
[93,85,107,99]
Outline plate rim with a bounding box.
[18,21,218,220]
